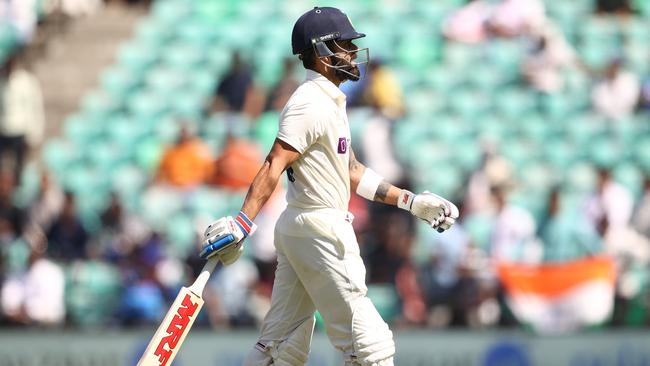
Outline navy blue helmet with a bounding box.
[291,7,365,55]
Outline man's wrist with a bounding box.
[397,190,415,211]
[235,211,257,237]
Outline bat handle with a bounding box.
[188,256,219,296]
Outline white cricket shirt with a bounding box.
[276,70,351,211]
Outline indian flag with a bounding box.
[498,255,617,334]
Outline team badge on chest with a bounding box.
[338,137,349,154]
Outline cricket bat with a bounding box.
[137,235,234,366]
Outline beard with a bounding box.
[333,57,361,82]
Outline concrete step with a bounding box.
[33,3,147,138]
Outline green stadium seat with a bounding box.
[152,0,192,25]
[367,284,400,323]
[63,114,103,146]
[253,111,280,152]
[164,212,197,257]
[42,139,80,178]
[463,213,494,251]
[188,187,231,219]
[588,138,624,168]
[145,66,185,97]
[544,140,577,170]
[105,114,147,150]
[443,43,482,68]
[140,186,184,230]
[487,40,523,70]
[579,17,620,44]
[127,91,168,121]
[493,88,537,120]
[134,137,165,174]
[565,162,597,193]
[540,93,576,121]
[135,19,172,48]
[397,36,440,70]
[65,261,122,327]
[170,90,208,121]
[614,163,644,199]
[448,89,489,120]
[406,88,446,116]
[579,41,618,70]
[117,41,160,75]
[81,90,118,120]
[161,43,205,71]
[111,164,148,211]
[100,66,140,101]
[517,113,553,142]
[195,1,232,22]
[424,66,461,93]
[633,138,650,173]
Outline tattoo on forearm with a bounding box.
[374,180,391,202]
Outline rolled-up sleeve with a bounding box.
[276,100,323,154]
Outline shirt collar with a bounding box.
[306,69,346,106]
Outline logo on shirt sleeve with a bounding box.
[337,137,348,154]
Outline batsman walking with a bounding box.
[200,7,459,365]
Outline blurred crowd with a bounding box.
[1,0,650,333]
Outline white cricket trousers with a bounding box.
[244,207,395,366]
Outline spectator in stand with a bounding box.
[0,50,45,185]
[362,60,404,120]
[489,184,540,263]
[442,0,493,44]
[156,123,214,189]
[118,236,166,326]
[595,0,633,15]
[0,171,25,246]
[0,0,38,43]
[584,166,634,234]
[208,134,262,191]
[266,57,300,112]
[359,60,405,186]
[591,58,640,121]
[488,0,547,38]
[522,24,579,94]
[247,185,285,309]
[95,192,150,260]
[363,205,424,324]
[26,170,64,234]
[464,142,514,217]
[213,51,265,119]
[633,176,650,239]
[46,192,88,262]
[419,201,484,328]
[639,69,650,112]
[538,187,602,262]
[1,237,65,326]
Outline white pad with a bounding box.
[356,168,384,201]
[244,315,315,366]
[350,297,395,366]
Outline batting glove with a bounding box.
[398,190,459,232]
[200,211,257,265]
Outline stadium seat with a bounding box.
[253,111,280,152]
[367,284,400,323]
[164,212,198,257]
[65,261,122,327]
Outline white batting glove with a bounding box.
[398,190,459,232]
[199,212,257,265]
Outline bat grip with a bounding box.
[188,255,220,296]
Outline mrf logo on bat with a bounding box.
[154,294,199,366]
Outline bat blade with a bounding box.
[137,287,204,366]
[137,257,219,366]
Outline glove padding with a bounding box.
[399,190,459,233]
[200,212,257,265]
